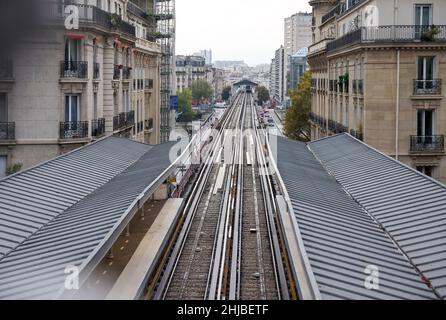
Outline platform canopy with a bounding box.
[275,133,446,300]
[0,137,176,299]
[232,79,258,87]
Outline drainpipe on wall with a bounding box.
[395,0,400,161]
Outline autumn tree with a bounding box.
[222,86,231,101]
[177,89,194,123]
[256,86,270,105]
[190,79,213,101]
[284,71,312,141]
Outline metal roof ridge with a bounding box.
[306,139,441,299]
[0,137,151,266]
[310,133,446,189]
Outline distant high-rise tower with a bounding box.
[193,49,212,65]
[284,12,312,58]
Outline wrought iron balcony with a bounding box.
[0,60,13,79]
[327,26,446,52]
[113,111,135,131]
[410,135,444,153]
[60,61,88,79]
[93,62,100,79]
[122,66,131,80]
[126,110,135,126]
[60,121,88,140]
[413,79,442,95]
[113,65,121,80]
[92,118,105,137]
[127,1,149,20]
[0,122,15,141]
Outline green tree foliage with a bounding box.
[284,71,312,142]
[222,86,231,101]
[177,89,194,123]
[190,79,213,101]
[6,163,23,176]
[257,86,270,105]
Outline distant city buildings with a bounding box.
[288,47,309,93]
[284,12,312,58]
[193,49,213,65]
[269,11,311,106]
[175,55,226,101]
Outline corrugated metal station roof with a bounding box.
[309,134,446,299]
[0,138,176,299]
[0,137,150,260]
[275,135,438,300]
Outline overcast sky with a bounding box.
[176,0,312,66]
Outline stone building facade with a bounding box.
[308,0,446,182]
[0,0,162,178]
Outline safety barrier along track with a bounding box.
[151,92,291,300]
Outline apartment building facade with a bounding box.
[175,55,207,92]
[308,0,446,182]
[0,0,164,178]
[270,46,286,104]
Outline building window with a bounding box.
[417,56,436,89]
[0,155,6,179]
[64,38,80,64]
[65,95,80,123]
[93,92,98,120]
[113,92,118,115]
[415,4,432,27]
[0,93,7,122]
[416,166,434,178]
[417,109,435,137]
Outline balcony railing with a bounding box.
[92,118,105,137]
[45,4,135,38]
[127,1,149,20]
[126,110,135,126]
[410,135,444,153]
[122,66,131,80]
[93,62,100,79]
[0,60,13,79]
[0,122,15,140]
[322,4,342,24]
[60,61,88,79]
[113,111,135,131]
[60,121,88,139]
[113,65,121,80]
[328,26,446,52]
[413,79,442,95]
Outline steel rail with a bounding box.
[252,96,289,300]
[153,93,244,299]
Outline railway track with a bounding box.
[152,92,290,300]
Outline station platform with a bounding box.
[106,198,184,300]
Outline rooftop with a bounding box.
[275,134,446,299]
[0,137,176,299]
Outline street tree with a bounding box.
[222,86,231,101]
[284,71,312,141]
[177,89,194,123]
[190,79,213,102]
[257,86,270,105]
